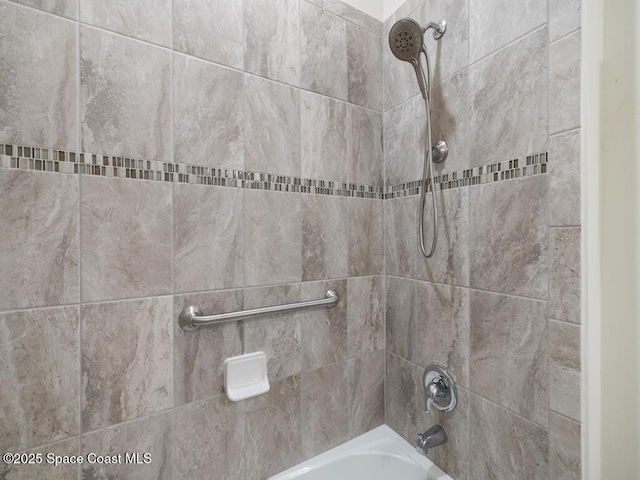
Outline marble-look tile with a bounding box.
[395,0,424,19]
[301,363,349,457]
[173,0,243,69]
[0,437,80,480]
[384,99,419,186]
[385,196,417,277]
[469,394,548,479]
[416,386,470,480]
[81,297,172,432]
[81,0,171,46]
[469,28,547,166]
[0,307,79,451]
[550,412,582,480]
[348,198,384,276]
[550,32,582,135]
[550,130,581,226]
[550,0,581,41]
[301,91,347,181]
[470,290,548,426]
[10,0,76,18]
[0,170,79,310]
[469,175,548,298]
[348,350,385,438]
[173,54,244,170]
[302,195,348,281]
[386,277,416,362]
[244,0,299,85]
[173,290,243,405]
[174,395,245,480]
[80,176,172,302]
[244,285,302,380]
[300,280,347,371]
[347,276,384,357]
[469,0,546,63]
[245,376,302,480]
[244,75,301,177]
[416,187,469,287]
[325,0,381,35]
[0,2,78,149]
[82,411,173,480]
[244,190,302,286]
[550,228,581,324]
[347,23,383,111]
[347,105,383,186]
[383,12,420,112]
[416,282,469,388]
[174,184,244,293]
[550,320,581,422]
[414,0,469,83]
[80,26,171,162]
[385,352,419,444]
[301,2,347,100]
[419,69,470,175]
[306,0,323,7]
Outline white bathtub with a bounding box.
[269,425,453,480]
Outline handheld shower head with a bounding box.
[389,17,449,258]
[389,18,428,99]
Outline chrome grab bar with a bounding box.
[179,289,340,332]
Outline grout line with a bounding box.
[75,0,83,472]
[549,27,582,46]
[550,125,583,138]
[3,0,76,23]
[549,408,582,425]
[465,389,551,431]
[78,22,173,52]
[546,9,552,463]
[465,4,472,461]
[550,317,583,328]
[168,0,177,474]
[80,407,175,439]
[0,276,387,316]
[468,24,548,68]
[384,274,550,304]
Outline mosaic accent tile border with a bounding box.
[0,143,547,200]
[384,152,548,199]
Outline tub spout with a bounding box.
[416,424,447,455]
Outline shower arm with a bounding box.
[423,20,447,40]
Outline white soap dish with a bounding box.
[223,352,270,402]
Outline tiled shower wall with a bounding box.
[383,0,582,479]
[0,1,386,479]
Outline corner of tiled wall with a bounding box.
[0,0,386,479]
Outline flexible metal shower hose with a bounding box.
[419,46,438,258]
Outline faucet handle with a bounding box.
[423,365,457,413]
[425,378,447,412]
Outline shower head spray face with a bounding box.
[389,18,424,63]
[389,18,428,99]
